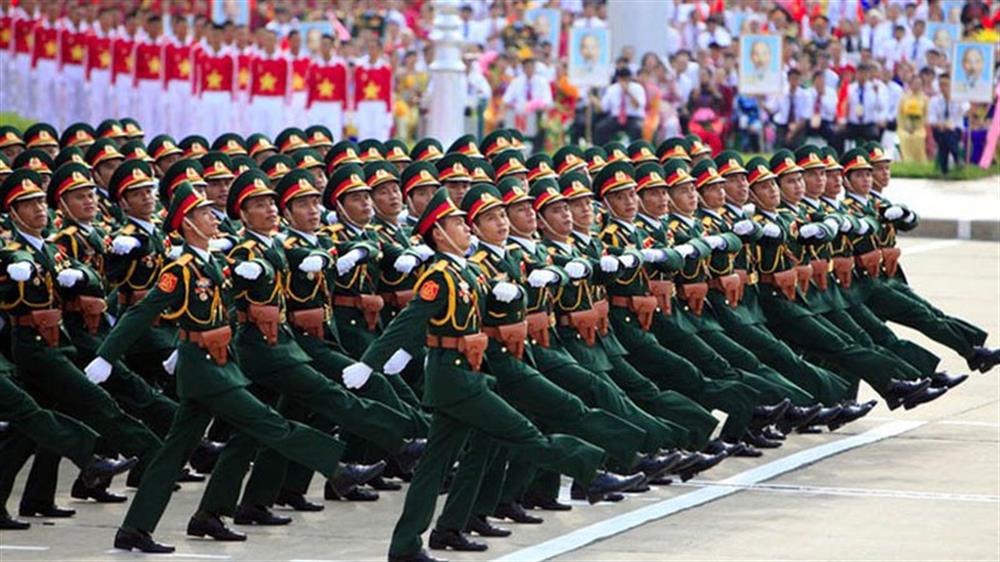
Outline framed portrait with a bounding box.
[568,27,611,88]
[298,21,333,56]
[210,0,252,26]
[926,22,960,60]
[951,42,994,103]
[738,34,782,95]
[525,8,560,58]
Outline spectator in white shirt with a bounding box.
[572,0,607,28]
[928,73,967,174]
[880,65,903,132]
[594,67,646,145]
[502,55,554,145]
[804,70,841,152]
[696,16,732,51]
[846,63,887,143]
[768,68,809,149]
[901,20,934,68]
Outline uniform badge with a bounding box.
[419,280,440,301]
[158,272,178,292]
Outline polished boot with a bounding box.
[634,451,684,480]
[827,401,876,431]
[743,429,782,449]
[177,466,206,483]
[275,491,325,511]
[885,378,931,410]
[79,456,139,488]
[71,478,127,503]
[903,385,948,410]
[585,471,646,504]
[394,438,427,475]
[523,494,572,511]
[678,451,729,481]
[369,476,403,491]
[189,439,225,474]
[18,501,75,518]
[776,403,822,434]
[113,528,175,553]
[968,346,1000,373]
[328,461,387,498]
[187,512,247,541]
[428,529,488,552]
[493,502,543,524]
[0,508,31,530]
[233,504,292,526]
[325,482,379,502]
[702,439,742,457]
[812,405,846,427]
[760,426,786,441]
[466,515,512,537]
[751,398,791,428]
[387,549,447,562]
[930,371,969,389]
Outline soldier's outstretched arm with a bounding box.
[95,264,185,364]
[360,267,447,372]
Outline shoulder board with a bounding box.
[282,237,299,249]
[58,225,79,238]
[701,216,714,226]
[601,223,619,236]
[546,245,557,254]
[120,224,136,235]
[668,220,680,230]
[429,259,449,273]
[163,253,193,272]
[470,250,488,264]
[330,223,345,233]
[230,240,257,256]
[777,207,796,215]
[371,224,384,232]
[506,243,520,251]
[5,242,22,251]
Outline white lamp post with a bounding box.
[425,0,467,146]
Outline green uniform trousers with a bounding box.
[846,303,940,376]
[388,387,605,557]
[122,385,345,533]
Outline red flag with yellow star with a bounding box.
[195,49,236,97]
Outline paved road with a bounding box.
[2,237,998,562]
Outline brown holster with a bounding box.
[14,310,63,347]
[677,282,709,316]
[381,290,415,309]
[65,295,107,335]
[833,257,855,288]
[881,247,902,277]
[334,294,384,331]
[611,295,658,331]
[525,312,552,348]
[760,269,799,301]
[289,308,326,339]
[592,298,610,336]
[118,290,159,325]
[809,259,830,291]
[427,333,489,372]
[794,265,812,295]
[483,321,527,360]
[709,273,743,307]
[180,326,232,366]
[856,249,882,278]
[558,309,599,346]
[734,269,750,287]
[647,279,674,315]
[240,304,280,345]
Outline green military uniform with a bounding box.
[96,182,345,538]
[362,188,612,559]
[201,170,412,517]
[0,170,162,488]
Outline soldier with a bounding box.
[0,169,163,505]
[347,187,644,562]
[0,125,26,161]
[85,182,351,553]
[304,125,335,160]
[400,161,441,230]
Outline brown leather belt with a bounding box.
[380,290,415,309]
[13,310,62,347]
[707,273,743,307]
[832,257,855,288]
[556,308,600,346]
[333,294,384,331]
[64,295,107,335]
[117,290,159,325]
[676,282,709,316]
[881,247,901,277]
[482,321,527,360]
[524,311,553,348]
[855,249,881,278]
[179,326,232,365]
[426,333,488,371]
[759,270,798,301]
[288,307,325,339]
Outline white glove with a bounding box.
[234,261,263,280]
[57,268,84,287]
[299,255,326,273]
[336,248,367,276]
[384,349,413,375]
[641,248,666,263]
[599,255,619,273]
[618,253,638,268]
[564,260,588,279]
[856,219,871,235]
[741,203,756,217]
[84,357,113,384]
[799,224,821,239]
[903,208,917,223]
[840,219,852,232]
[761,223,782,238]
[111,235,141,255]
[342,362,373,389]
[492,281,520,303]
[412,244,435,261]
[703,235,725,250]
[823,217,841,232]
[884,205,904,221]
[167,245,183,259]
[527,269,559,288]
[325,210,339,224]
[6,261,33,282]
[733,219,754,236]
[209,237,234,252]
[674,243,698,259]
[394,254,419,274]
[161,350,178,376]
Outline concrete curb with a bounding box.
[903,219,1000,241]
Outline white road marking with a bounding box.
[866,416,999,428]
[676,481,1000,503]
[902,239,963,255]
[104,550,230,559]
[0,546,50,551]
[495,420,924,562]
